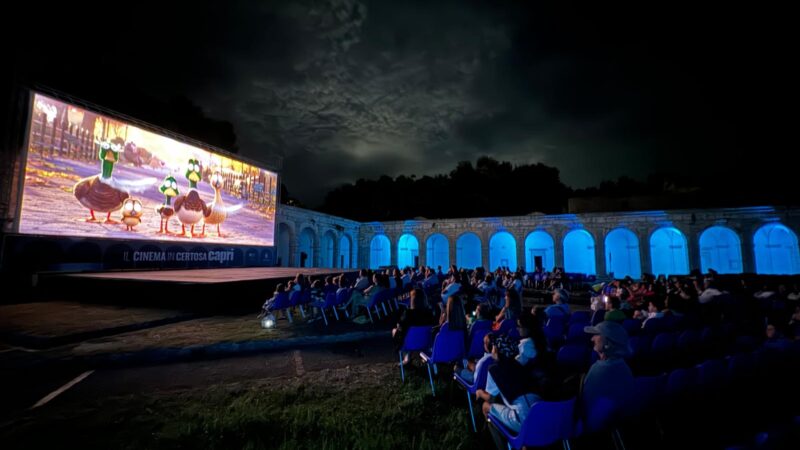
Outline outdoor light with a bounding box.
[261,313,276,329]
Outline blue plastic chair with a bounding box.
[466,327,491,359]
[557,344,591,374]
[622,319,642,336]
[288,290,306,318]
[727,352,757,382]
[642,317,666,334]
[629,373,667,416]
[666,367,696,401]
[268,292,293,323]
[591,310,605,326]
[696,359,727,389]
[398,326,433,382]
[420,329,465,395]
[312,292,339,325]
[566,323,591,345]
[569,311,591,327]
[650,331,677,360]
[488,397,576,449]
[454,356,495,432]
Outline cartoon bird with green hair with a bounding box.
[73,140,130,222]
[156,175,179,233]
[174,158,209,237]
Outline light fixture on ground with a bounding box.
[261,313,276,329]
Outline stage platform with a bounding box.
[64,267,351,284]
[40,267,357,311]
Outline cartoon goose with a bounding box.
[73,140,129,223]
[174,158,209,237]
[156,176,179,233]
[202,171,227,237]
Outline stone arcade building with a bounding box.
[275,205,800,277]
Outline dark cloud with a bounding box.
[11,0,794,206]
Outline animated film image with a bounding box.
[18,93,278,246]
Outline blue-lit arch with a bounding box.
[605,228,641,279]
[650,227,689,276]
[339,234,352,269]
[369,234,391,269]
[489,231,517,271]
[563,229,596,275]
[277,223,292,267]
[699,226,742,274]
[754,223,800,275]
[456,232,482,269]
[524,230,555,272]
[298,227,316,268]
[320,230,336,268]
[426,233,449,269]
[397,234,420,268]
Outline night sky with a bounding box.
[9,1,794,207]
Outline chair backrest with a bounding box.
[289,290,304,307]
[401,326,433,353]
[629,374,667,416]
[650,332,677,355]
[642,317,665,334]
[472,357,495,391]
[335,288,351,306]
[516,398,576,448]
[271,292,291,309]
[591,310,605,326]
[569,311,591,326]
[323,292,337,308]
[557,344,591,373]
[727,352,757,382]
[430,329,466,363]
[470,319,492,335]
[677,329,700,351]
[546,315,567,330]
[467,327,491,359]
[622,319,641,336]
[566,323,590,344]
[666,367,696,398]
[628,335,651,359]
[696,359,727,388]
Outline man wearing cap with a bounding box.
[580,321,634,432]
[478,335,539,445]
[545,288,571,318]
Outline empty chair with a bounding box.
[622,319,642,336]
[398,326,433,382]
[569,311,591,327]
[488,397,576,450]
[557,344,592,374]
[566,323,591,345]
[420,329,465,395]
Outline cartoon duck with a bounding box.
[202,171,227,237]
[156,176,179,233]
[121,198,143,231]
[73,140,130,223]
[174,158,209,237]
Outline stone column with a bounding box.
[592,227,606,277]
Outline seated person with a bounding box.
[459,332,496,383]
[544,288,571,318]
[478,336,540,441]
[468,303,493,333]
[347,274,386,317]
[604,296,627,323]
[258,283,285,318]
[393,289,435,362]
[633,299,665,327]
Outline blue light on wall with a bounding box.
[456,232,482,269]
[426,233,449,269]
[524,230,555,272]
[339,234,351,269]
[490,231,517,271]
[298,228,316,268]
[563,229,596,275]
[699,226,742,274]
[397,233,419,268]
[754,223,800,275]
[277,224,291,267]
[605,228,641,279]
[321,231,336,268]
[370,234,391,269]
[650,227,689,276]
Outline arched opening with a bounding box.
[298,227,316,268]
[397,234,420,268]
[650,227,690,276]
[277,223,292,267]
[339,234,352,269]
[370,235,391,269]
[320,231,336,268]
[754,223,800,274]
[699,226,743,274]
[426,233,449,270]
[563,229,596,275]
[605,228,641,279]
[456,233,482,269]
[525,230,555,272]
[489,231,517,271]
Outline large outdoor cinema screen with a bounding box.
[18,93,278,246]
